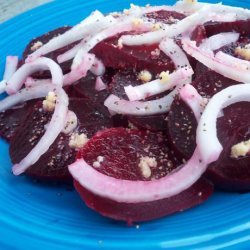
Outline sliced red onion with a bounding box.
[124,67,193,101]
[182,39,250,83]
[0,56,18,94]
[63,53,95,86]
[95,76,107,91]
[179,84,206,120]
[69,147,206,203]
[6,57,63,94]
[90,58,105,76]
[26,13,116,62]
[197,84,250,165]
[199,32,240,51]
[104,90,178,116]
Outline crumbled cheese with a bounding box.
[138,156,157,178]
[151,48,160,57]
[42,91,57,111]
[231,139,250,158]
[235,46,250,61]
[152,23,161,31]
[69,133,89,149]
[159,71,170,83]
[62,111,78,134]
[97,156,104,162]
[31,41,43,51]
[132,18,143,27]
[184,0,198,4]
[117,38,123,49]
[138,70,152,82]
[93,161,101,168]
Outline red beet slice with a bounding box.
[92,38,175,75]
[206,102,250,192]
[22,26,76,78]
[9,98,112,181]
[205,19,250,37]
[110,69,169,131]
[145,10,186,24]
[168,66,250,191]
[73,69,115,104]
[0,100,37,141]
[74,128,213,222]
[74,177,213,222]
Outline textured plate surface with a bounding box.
[0,0,250,249]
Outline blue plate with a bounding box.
[0,0,250,249]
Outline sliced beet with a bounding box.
[168,69,240,159]
[145,10,186,24]
[168,67,250,191]
[205,19,250,37]
[74,177,213,222]
[74,128,213,222]
[92,35,175,75]
[110,69,169,131]
[9,98,112,181]
[206,102,250,192]
[0,100,37,141]
[167,97,197,159]
[73,69,115,104]
[22,26,76,78]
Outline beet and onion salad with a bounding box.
[1,0,250,223]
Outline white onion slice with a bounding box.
[125,67,193,101]
[6,57,63,94]
[26,13,116,62]
[199,32,240,51]
[95,76,107,91]
[179,84,205,120]
[104,90,178,116]
[159,37,191,70]
[63,53,95,86]
[90,58,105,76]
[182,39,250,83]
[0,56,18,94]
[25,77,51,87]
[69,147,206,203]
[197,84,250,165]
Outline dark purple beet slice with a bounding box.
[205,19,250,37]
[167,65,250,191]
[145,10,186,24]
[74,177,213,222]
[9,98,112,181]
[167,97,197,159]
[22,26,76,78]
[168,69,240,160]
[74,128,213,222]
[92,10,188,75]
[92,39,175,75]
[110,69,169,131]
[206,102,250,192]
[73,69,115,104]
[0,100,37,141]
